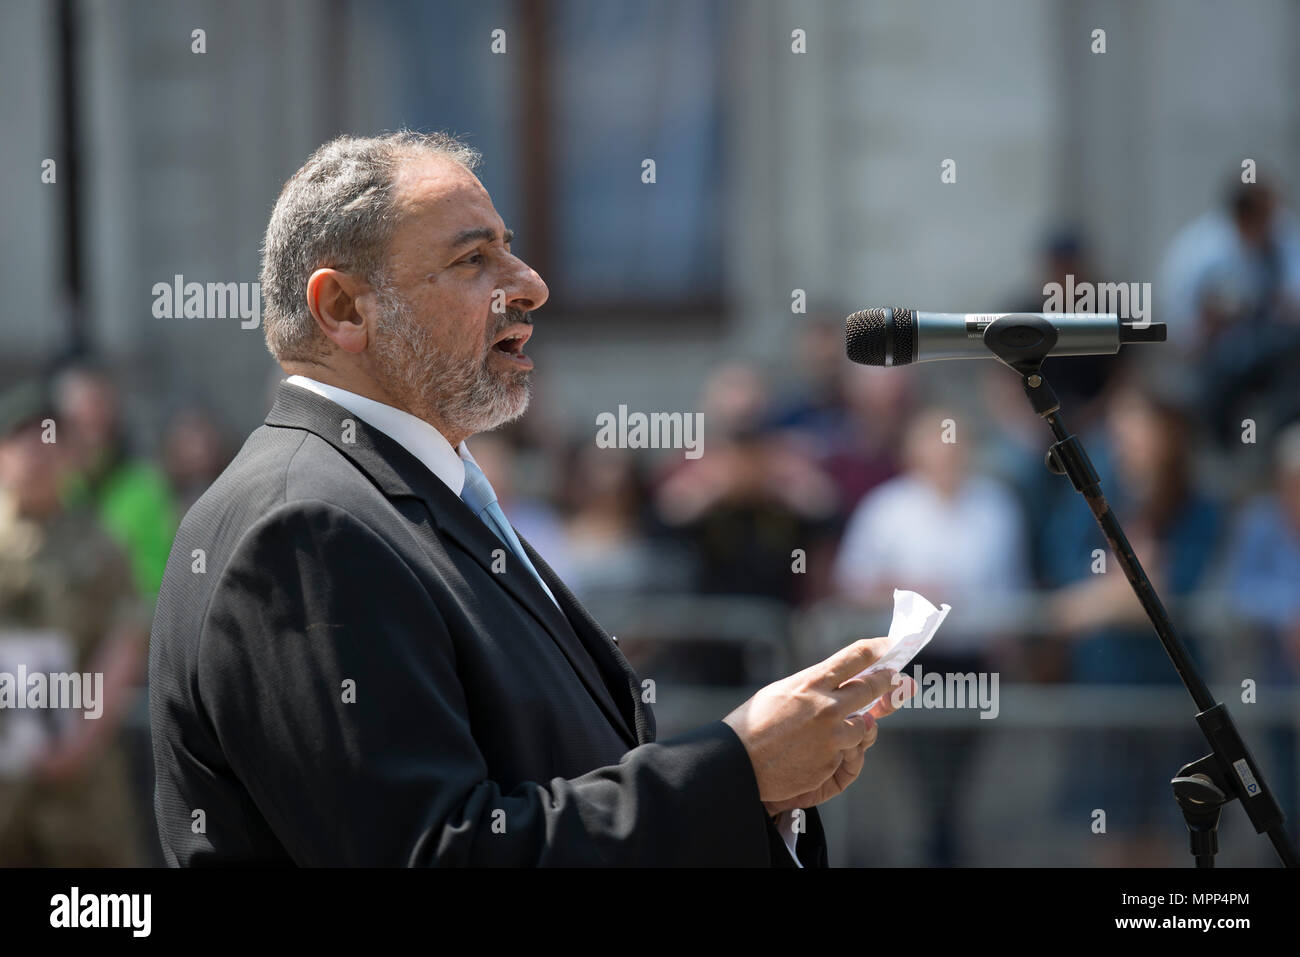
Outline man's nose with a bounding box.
[507,257,549,313]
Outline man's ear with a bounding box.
[305,268,375,355]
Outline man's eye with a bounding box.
[461,252,485,266]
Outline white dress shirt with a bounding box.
[284,374,802,865]
[286,374,471,493]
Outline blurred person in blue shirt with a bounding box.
[1159,176,1300,446]
[1223,418,1300,831]
[1042,367,1223,862]
[1042,368,1223,682]
[1160,176,1300,353]
[1226,419,1300,682]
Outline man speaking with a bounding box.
[149,131,910,866]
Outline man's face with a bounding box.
[369,154,549,439]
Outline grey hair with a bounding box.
[259,130,482,362]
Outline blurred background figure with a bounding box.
[658,363,841,610]
[1159,175,1300,447]
[1226,419,1300,681]
[1042,366,1223,682]
[975,367,1062,598]
[558,441,685,599]
[833,404,1029,865]
[1224,419,1300,831]
[1040,365,1224,865]
[770,317,855,451]
[818,366,912,512]
[160,407,233,513]
[647,363,839,685]
[53,365,177,605]
[1003,227,1128,428]
[0,381,149,865]
[769,318,912,512]
[834,405,1030,660]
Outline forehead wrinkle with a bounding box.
[390,155,486,227]
[400,187,503,255]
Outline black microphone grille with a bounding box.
[845,307,916,366]
[845,308,889,365]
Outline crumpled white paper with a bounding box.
[849,588,951,716]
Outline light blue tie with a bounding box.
[459,456,561,609]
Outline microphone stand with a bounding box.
[984,315,1297,868]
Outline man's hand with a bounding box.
[723,638,917,814]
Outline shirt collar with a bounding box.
[284,375,472,496]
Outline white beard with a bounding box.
[371,285,531,437]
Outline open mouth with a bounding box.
[490,326,534,366]
[492,333,527,355]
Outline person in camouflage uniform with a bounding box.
[0,381,149,865]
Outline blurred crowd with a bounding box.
[2,175,1299,866]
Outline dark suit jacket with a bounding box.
[149,382,828,866]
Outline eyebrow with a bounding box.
[447,226,514,253]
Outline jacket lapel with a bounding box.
[520,537,656,747]
[263,382,639,748]
[429,495,638,748]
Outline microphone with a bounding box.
[845,308,1166,367]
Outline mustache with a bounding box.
[488,307,532,337]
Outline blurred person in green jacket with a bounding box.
[54,365,177,605]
